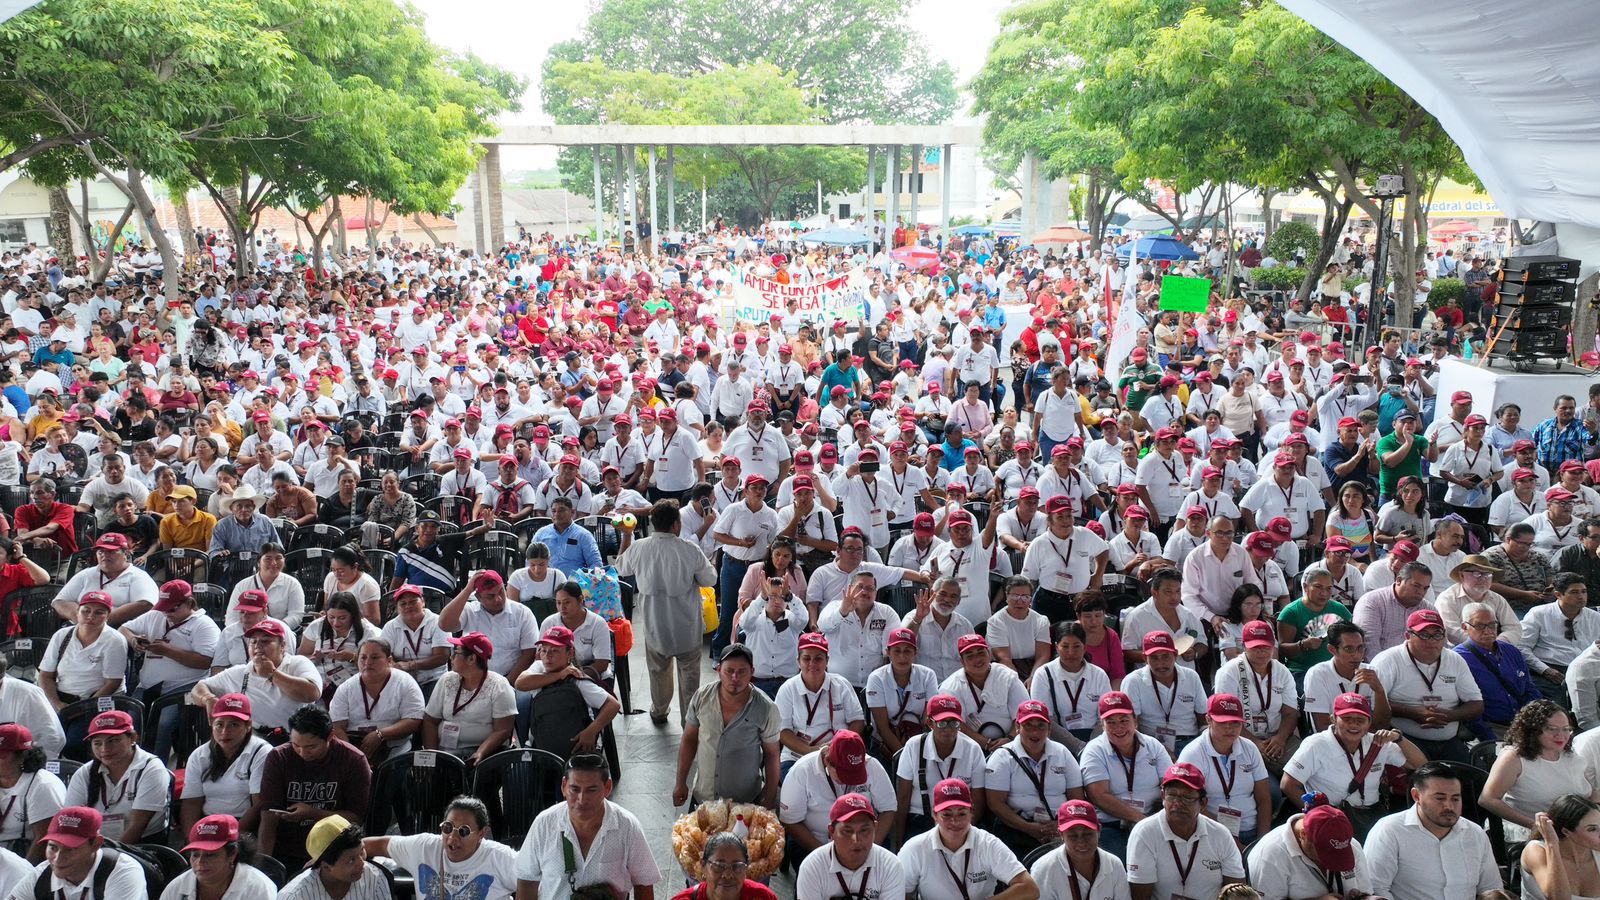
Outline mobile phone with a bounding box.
[860,461,880,473]
[1348,374,1372,384]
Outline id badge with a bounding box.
[870,508,887,527]
[1250,715,1269,736]
[1421,694,1442,705]
[1217,806,1243,837]
[1052,572,1075,593]
[1157,725,1177,754]
[439,722,462,751]
[1062,712,1083,726]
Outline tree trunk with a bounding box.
[412,214,442,246]
[1261,189,1278,245]
[1299,194,1354,305]
[121,169,182,302]
[168,186,198,260]
[75,179,95,259]
[91,202,136,282]
[1573,270,1599,362]
[46,187,74,255]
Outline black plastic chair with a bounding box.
[0,636,47,674]
[189,583,231,625]
[470,747,567,847]
[284,548,334,609]
[252,857,289,889]
[363,548,397,587]
[0,484,29,516]
[877,584,921,617]
[146,548,210,586]
[58,695,148,762]
[208,552,259,594]
[140,687,209,767]
[1019,840,1060,869]
[366,750,470,837]
[290,523,348,552]
[44,757,81,782]
[8,584,61,625]
[136,843,188,883]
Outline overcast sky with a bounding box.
[407,0,1009,168]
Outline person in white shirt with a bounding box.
[1247,804,1373,900]
[1363,761,1504,900]
[982,699,1086,856]
[864,627,940,757]
[897,777,1036,900]
[1134,428,1189,539]
[1176,693,1273,844]
[64,710,171,842]
[1028,799,1131,900]
[162,813,278,900]
[176,694,271,833]
[795,792,906,900]
[1020,495,1110,623]
[1122,631,1208,757]
[816,570,898,684]
[1123,761,1246,899]
[4,806,148,900]
[1371,608,1484,763]
[513,753,661,900]
[363,796,518,900]
[1210,620,1301,775]
[780,730,896,853]
[938,633,1029,753]
[1106,506,1163,575]
[775,633,865,765]
[191,618,323,735]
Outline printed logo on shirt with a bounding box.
[417,865,497,900]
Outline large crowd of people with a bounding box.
[0,219,1594,900]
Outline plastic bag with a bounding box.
[608,617,634,656]
[574,566,624,620]
[701,586,719,634]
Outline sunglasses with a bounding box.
[438,822,476,839]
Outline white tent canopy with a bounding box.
[1282,0,1600,232]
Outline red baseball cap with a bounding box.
[1265,516,1294,539]
[1333,692,1372,718]
[1244,532,1279,555]
[1304,805,1357,872]
[1512,468,1538,482]
[1142,631,1177,655]
[1406,609,1444,632]
[1056,799,1100,832]
[244,619,286,641]
[0,723,33,752]
[77,590,113,610]
[829,792,877,823]
[38,807,103,849]
[183,814,241,853]
[538,625,577,649]
[1325,536,1355,554]
[1016,699,1051,724]
[827,731,870,785]
[1097,691,1135,719]
[449,631,494,660]
[926,694,964,722]
[1207,693,1246,723]
[887,628,917,649]
[1044,495,1074,514]
[798,633,829,653]
[931,778,973,811]
[956,634,989,655]
[87,710,135,737]
[1162,762,1206,791]
[1451,390,1472,404]
[1391,539,1420,562]
[212,693,252,722]
[912,512,937,534]
[1242,620,1276,648]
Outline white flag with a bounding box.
[1104,240,1142,379]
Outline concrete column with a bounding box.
[613,145,625,244]
[1021,150,1036,250]
[473,155,492,253]
[909,144,921,237]
[864,146,876,239]
[1035,170,1052,234]
[940,144,953,250]
[625,146,638,251]
[591,145,603,241]
[666,147,676,234]
[888,145,902,245]
[647,146,659,255]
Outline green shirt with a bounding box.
[1275,598,1354,673]
[1375,431,1427,496]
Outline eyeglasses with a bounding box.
[1408,629,1445,641]
[438,822,476,838]
[1163,791,1201,805]
[706,861,749,875]
[1465,621,1500,632]
[1545,726,1576,735]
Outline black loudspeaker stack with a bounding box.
[1490,255,1580,362]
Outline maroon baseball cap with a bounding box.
[913,512,937,534]
[473,570,505,590]
[38,807,102,849]
[1162,762,1206,791]
[1016,699,1050,724]
[155,580,192,612]
[87,710,135,737]
[927,694,964,722]
[538,625,576,649]
[1406,609,1444,632]
[1333,692,1372,718]
[183,814,241,853]
[887,628,917,649]
[798,632,829,653]
[0,723,33,752]
[956,634,988,655]
[1325,536,1355,554]
[1142,631,1177,656]
[244,619,286,640]
[827,731,870,785]
[1242,620,1276,649]
[1207,693,1245,723]
[1056,799,1100,832]
[77,591,113,610]
[1391,539,1420,563]
[234,589,270,612]
[1265,516,1294,539]
[449,631,494,660]
[212,693,252,722]
[829,793,877,824]
[1044,495,1074,514]
[1304,805,1357,872]
[931,778,973,811]
[1097,691,1135,719]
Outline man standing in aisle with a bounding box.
[615,500,718,726]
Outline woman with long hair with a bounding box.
[0,724,65,861]
[1374,474,1429,551]
[1326,480,1378,566]
[507,542,565,606]
[298,591,382,701]
[329,638,424,765]
[1218,584,1269,660]
[184,435,227,490]
[1525,794,1600,900]
[1483,700,1600,841]
[1030,620,1113,748]
[738,537,806,607]
[422,632,515,765]
[178,693,271,836]
[1072,592,1126,691]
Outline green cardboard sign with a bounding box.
[1159,275,1212,313]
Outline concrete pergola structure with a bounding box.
[466,124,983,252]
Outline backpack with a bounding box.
[33,842,165,900]
[528,678,593,760]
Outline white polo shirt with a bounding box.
[722,423,791,483]
[456,601,540,677]
[1033,385,1083,441]
[179,736,271,820]
[888,533,946,572]
[895,731,988,817]
[898,825,1026,900]
[983,736,1084,823]
[55,564,159,613]
[775,672,863,763]
[1118,600,1206,671]
[649,428,702,492]
[1282,730,1406,809]
[1029,847,1130,900]
[63,745,171,839]
[538,610,614,666]
[809,562,904,613]
[938,665,1029,739]
[515,800,661,900]
[1247,816,1372,900]
[1122,665,1209,751]
[381,611,452,685]
[796,844,905,900]
[1371,644,1482,741]
[1211,656,1299,739]
[713,500,780,563]
[328,669,427,757]
[864,662,939,734]
[1020,528,1109,597]
[200,655,324,732]
[1029,660,1112,733]
[817,601,897,684]
[1301,660,1379,721]
[901,609,973,683]
[1079,732,1171,824]
[837,474,894,549]
[1239,473,1325,539]
[0,769,64,843]
[1522,511,1583,555]
[1107,530,1162,572]
[926,538,1001,626]
[1135,449,1190,519]
[40,625,128,697]
[1176,733,1270,836]
[1124,812,1245,899]
[1364,805,1501,900]
[778,750,896,844]
[123,609,221,693]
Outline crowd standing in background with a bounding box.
[0,217,1594,900]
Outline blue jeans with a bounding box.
[713,555,751,658]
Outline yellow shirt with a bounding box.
[159,509,216,551]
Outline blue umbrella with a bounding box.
[951,224,993,235]
[1115,234,1200,262]
[799,226,871,246]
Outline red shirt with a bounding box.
[14,501,77,554]
[0,562,39,636]
[671,882,778,900]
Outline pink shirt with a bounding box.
[1351,586,1438,660]
[1181,542,1250,620]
